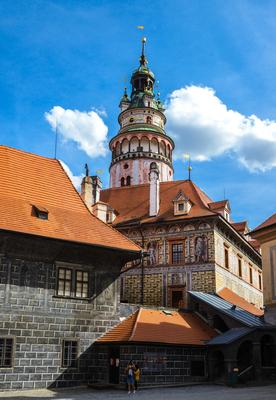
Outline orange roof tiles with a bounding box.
[100,180,216,225]
[232,221,248,234]
[97,308,217,345]
[0,146,141,253]
[217,288,263,317]
[251,213,276,234]
[208,200,229,211]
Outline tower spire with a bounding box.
[140,37,147,66]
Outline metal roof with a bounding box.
[207,327,255,345]
[189,291,265,327]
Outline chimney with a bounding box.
[81,175,102,209]
[149,162,160,217]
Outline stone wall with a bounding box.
[214,230,263,307]
[0,256,120,391]
[92,344,208,386]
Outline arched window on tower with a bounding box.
[121,177,125,187]
[126,176,131,186]
[146,116,152,124]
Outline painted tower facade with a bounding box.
[109,38,174,188]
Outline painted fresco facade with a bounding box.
[120,217,262,309]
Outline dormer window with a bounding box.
[173,191,192,216]
[32,205,49,220]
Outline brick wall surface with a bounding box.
[0,257,120,391]
[92,344,208,386]
[192,270,215,293]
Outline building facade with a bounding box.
[81,39,263,312]
[0,146,141,391]
[251,214,276,324]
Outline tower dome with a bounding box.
[109,38,174,188]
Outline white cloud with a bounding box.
[45,106,108,158]
[165,86,276,172]
[59,160,84,190]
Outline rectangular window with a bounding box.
[259,273,262,290]
[0,338,13,368]
[57,268,89,298]
[224,247,229,269]
[171,242,184,264]
[58,268,72,297]
[238,257,242,277]
[249,266,253,284]
[62,340,78,368]
[178,203,184,211]
[75,270,89,298]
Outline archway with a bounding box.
[210,350,225,381]
[121,139,129,154]
[130,137,139,152]
[261,335,275,367]
[237,340,254,381]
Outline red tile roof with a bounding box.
[217,288,263,317]
[232,221,248,234]
[208,200,229,211]
[0,146,141,253]
[100,180,216,225]
[97,308,217,345]
[251,213,276,234]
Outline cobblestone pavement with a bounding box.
[0,385,275,400]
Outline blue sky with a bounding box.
[0,0,275,228]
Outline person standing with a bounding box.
[134,364,140,391]
[125,361,135,394]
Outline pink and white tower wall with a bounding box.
[109,38,174,188]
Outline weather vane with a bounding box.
[183,154,192,180]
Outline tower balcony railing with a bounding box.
[110,151,172,166]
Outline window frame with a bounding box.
[61,339,79,369]
[170,240,185,265]
[238,256,242,278]
[249,265,253,285]
[75,270,89,299]
[0,337,14,368]
[57,267,89,299]
[258,273,262,290]
[224,246,229,269]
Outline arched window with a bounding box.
[160,141,166,156]
[115,142,121,156]
[146,116,152,124]
[141,136,150,152]
[130,137,139,152]
[121,139,129,154]
[126,176,131,186]
[121,177,125,187]
[151,138,158,153]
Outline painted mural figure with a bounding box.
[195,236,208,262]
[148,242,157,265]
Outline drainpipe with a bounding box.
[138,222,146,305]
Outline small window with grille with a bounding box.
[0,338,13,368]
[62,340,78,368]
[57,267,89,298]
[171,242,184,264]
[57,268,72,297]
[75,270,88,298]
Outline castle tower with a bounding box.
[109,38,174,188]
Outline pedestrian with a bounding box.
[125,360,135,394]
[134,364,140,391]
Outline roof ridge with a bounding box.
[0,145,57,162]
[58,161,142,253]
[129,307,143,341]
[188,180,215,212]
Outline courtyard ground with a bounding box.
[0,385,275,400]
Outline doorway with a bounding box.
[109,346,120,384]
[172,289,183,308]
